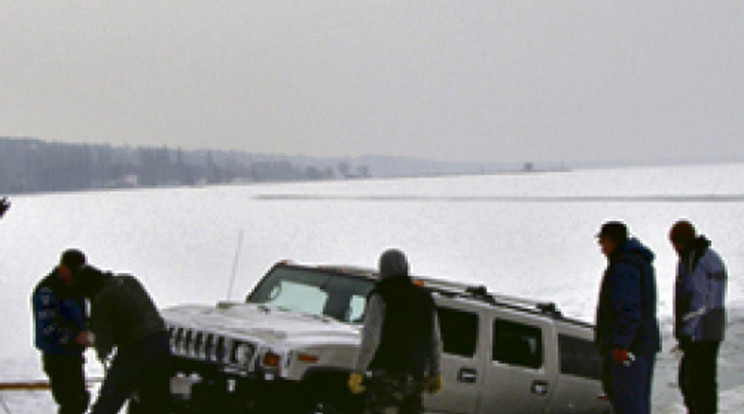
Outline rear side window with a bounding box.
[437,307,478,358]
[558,334,602,380]
[492,319,543,369]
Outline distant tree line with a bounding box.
[0,137,370,194]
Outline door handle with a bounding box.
[458,368,477,383]
[531,380,549,396]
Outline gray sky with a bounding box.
[2,2,743,164]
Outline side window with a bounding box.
[437,307,478,358]
[558,334,602,380]
[347,295,366,323]
[492,319,543,369]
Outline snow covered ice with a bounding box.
[1,163,743,413]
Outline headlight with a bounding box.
[234,343,254,366]
[258,349,287,379]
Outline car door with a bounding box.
[424,298,486,414]
[478,309,555,413]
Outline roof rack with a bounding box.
[414,276,563,319]
[317,264,377,277]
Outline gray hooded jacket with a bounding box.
[674,237,727,342]
[353,250,442,376]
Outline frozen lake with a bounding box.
[1,163,743,413]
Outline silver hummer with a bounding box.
[162,261,611,414]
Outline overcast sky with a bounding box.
[2,2,743,164]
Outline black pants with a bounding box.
[91,332,171,414]
[42,354,90,414]
[679,341,721,414]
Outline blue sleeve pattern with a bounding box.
[33,286,85,354]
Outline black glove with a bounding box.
[0,197,9,218]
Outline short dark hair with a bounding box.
[597,221,628,245]
[73,265,108,298]
[669,220,696,245]
[60,249,86,271]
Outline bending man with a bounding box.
[73,264,171,414]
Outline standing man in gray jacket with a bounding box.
[349,249,443,414]
[669,220,727,414]
[73,264,171,414]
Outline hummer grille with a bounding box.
[167,325,256,368]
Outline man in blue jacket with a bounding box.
[32,249,92,414]
[594,221,661,414]
[670,220,727,414]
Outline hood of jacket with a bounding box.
[615,238,655,265]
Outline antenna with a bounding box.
[226,229,244,301]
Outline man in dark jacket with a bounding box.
[669,220,727,414]
[73,264,171,414]
[32,249,91,414]
[348,249,442,414]
[594,221,661,414]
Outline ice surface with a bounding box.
[1,163,742,413]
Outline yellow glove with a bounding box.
[348,372,366,394]
[425,374,444,394]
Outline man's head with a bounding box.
[669,219,696,255]
[597,221,628,258]
[58,249,86,285]
[378,249,409,281]
[72,265,109,298]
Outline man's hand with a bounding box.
[612,348,634,366]
[670,344,684,361]
[425,374,444,394]
[0,197,10,218]
[75,330,95,347]
[347,372,366,394]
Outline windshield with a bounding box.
[247,266,376,323]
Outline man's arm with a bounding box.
[609,263,642,349]
[91,299,114,360]
[33,287,75,347]
[428,310,442,376]
[353,293,385,374]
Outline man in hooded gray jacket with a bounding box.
[348,249,443,414]
[670,220,727,414]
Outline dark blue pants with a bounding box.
[679,341,720,414]
[91,332,171,414]
[602,352,655,414]
[43,354,90,414]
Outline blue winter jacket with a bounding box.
[595,238,661,356]
[32,270,87,356]
[674,236,727,342]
